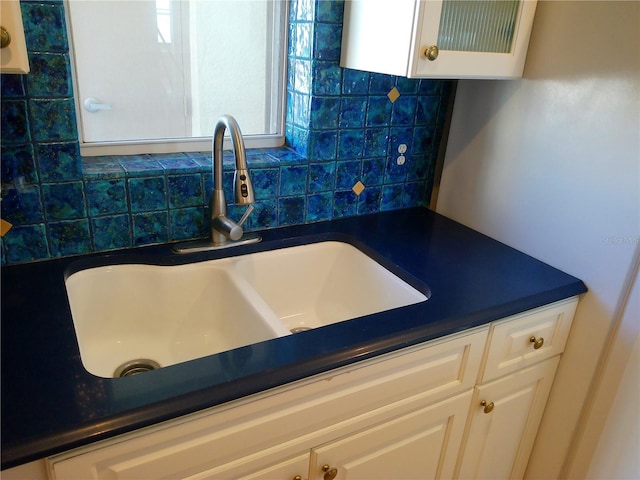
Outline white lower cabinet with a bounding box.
[456,357,561,479]
[46,298,578,480]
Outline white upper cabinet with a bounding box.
[340,0,537,79]
[0,0,30,74]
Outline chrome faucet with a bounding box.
[173,115,261,253]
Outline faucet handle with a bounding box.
[237,204,255,228]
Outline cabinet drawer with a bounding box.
[480,298,577,382]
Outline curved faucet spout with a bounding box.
[210,115,256,244]
[171,115,262,253]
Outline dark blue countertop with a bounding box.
[1,208,586,469]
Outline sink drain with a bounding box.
[290,326,312,334]
[114,359,161,378]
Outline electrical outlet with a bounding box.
[397,143,407,165]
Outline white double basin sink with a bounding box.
[65,241,428,378]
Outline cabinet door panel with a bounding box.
[311,391,472,480]
[457,356,560,479]
[181,453,309,480]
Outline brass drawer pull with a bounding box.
[322,464,338,480]
[480,400,495,414]
[424,44,439,61]
[530,336,544,349]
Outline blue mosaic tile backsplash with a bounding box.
[0,0,455,265]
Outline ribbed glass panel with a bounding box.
[437,0,520,53]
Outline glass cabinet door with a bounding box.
[412,0,537,78]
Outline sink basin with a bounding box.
[65,263,290,378]
[232,241,428,331]
[65,241,428,378]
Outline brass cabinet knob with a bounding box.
[1,26,11,49]
[293,476,302,480]
[530,336,544,349]
[322,464,338,480]
[480,399,495,414]
[424,45,439,61]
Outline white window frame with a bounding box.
[65,0,289,157]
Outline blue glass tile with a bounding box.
[307,192,333,222]
[369,73,395,95]
[158,154,199,173]
[404,181,426,207]
[86,179,127,216]
[120,157,163,176]
[308,162,335,192]
[37,142,81,181]
[1,185,44,223]
[3,224,49,263]
[314,23,342,61]
[357,186,381,214]
[280,165,308,195]
[82,157,126,180]
[1,74,25,97]
[169,207,205,241]
[316,0,344,22]
[310,97,340,129]
[167,174,203,208]
[42,181,86,220]
[132,211,169,246]
[415,95,440,126]
[91,215,131,250]
[253,200,277,229]
[336,160,361,189]
[278,196,306,226]
[389,126,414,155]
[296,0,314,21]
[363,128,389,157]
[408,154,430,181]
[309,130,337,161]
[337,129,364,158]
[252,168,279,200]
[380,184,404,211]
[366,96,392,127]
[1,100,30,144]
[391,95,417,126]
[30,99,77,142]
[312,61,342,96]
[266,147,308,165]
[1,144,38,184]
[339,97,367,129]
[342,69,369,95]
[186,151,212,169]
[21,2,68,52]
[288,21,298,58]
[26,53,72,98]
[418,79,442,95]
[295,23,313,59]
[412,126,435,155]
[128,177,167,212]
[384,156,406,184]
[361,157,385,186]
[333,190,357,218]
[294,59,312,94]
[248,149,283,167]
[293,91,311,127]
[291,126,310,158]
[396,77,420,95]
[48,219,92,257]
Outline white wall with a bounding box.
[436,1,639,478]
